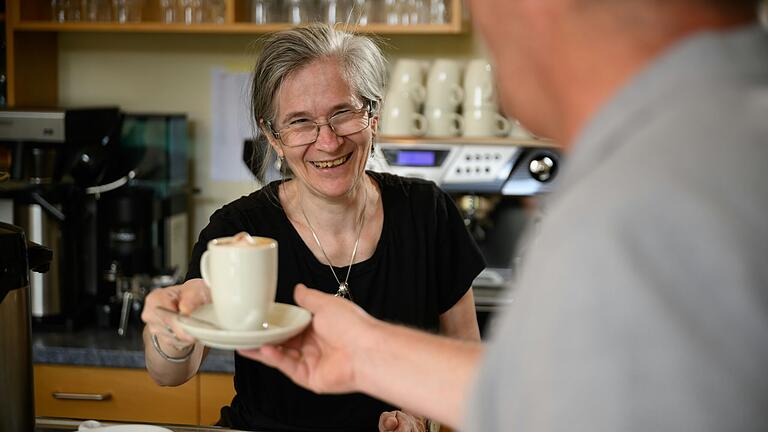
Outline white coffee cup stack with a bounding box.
[462,59,510,137]
[424,59,465,137]
[381,59,428,137]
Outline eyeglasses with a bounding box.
[267,102,374,148]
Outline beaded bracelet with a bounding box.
[150,333,194,363]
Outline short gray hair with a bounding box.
[249,24,387,183]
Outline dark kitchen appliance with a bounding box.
[0,108,123,328]
[367,138,561,336]
[94,113,190,335]
[0,109,190,334]
[0,222,53,432]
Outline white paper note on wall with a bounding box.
[210,68,256,182]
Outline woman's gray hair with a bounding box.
[249,24,387,183]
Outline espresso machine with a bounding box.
[0,109,190,334]
[0,108,123,328]
[93,113,190,335]
[367,138,561,334]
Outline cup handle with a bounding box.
[410,84,427,105]
[450,85,464,106]
[450,113,464,136]
[495,114,512,136]
[200,251,211,287]
[412,113,428,136]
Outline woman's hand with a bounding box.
[141,278,211,350]
[378,410,427,432]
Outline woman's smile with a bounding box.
[308,152,352,169]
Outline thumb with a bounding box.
[178,283,210,315]
[293,283,334,312]
[379,411,399,431]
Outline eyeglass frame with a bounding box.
[264,100,378,148]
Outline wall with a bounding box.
[57,30,486,240]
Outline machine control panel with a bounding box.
[441,146,519,185]
[369,141,559,196]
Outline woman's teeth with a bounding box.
[311,154,350,169]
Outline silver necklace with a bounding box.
[299,183,368,301]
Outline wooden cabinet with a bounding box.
[3,0,466,108]
[199,372,236,425]
[34,364,235,425]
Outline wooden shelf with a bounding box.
[12,20,463,35]
[4,0,467,107]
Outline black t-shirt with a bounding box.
[186,171,485,432]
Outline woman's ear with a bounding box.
[259,120,283,158]
[370,115,379,137]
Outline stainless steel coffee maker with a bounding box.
[368,138,560,334]
[0,222,52,432]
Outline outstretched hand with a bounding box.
[238,283,377,394]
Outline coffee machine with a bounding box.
[0,109,190,333]
[367,138,561,334]
[0,108,123,328]
[92,112,190,335]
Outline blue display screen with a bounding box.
[396,151,436,166]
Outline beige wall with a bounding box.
[57,30,486,240]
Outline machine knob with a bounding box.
[529,155,556,182]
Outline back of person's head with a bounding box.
[248,24,386,183]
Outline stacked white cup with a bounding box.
[381,59,428,137]
[424,59,465,137]
[462,59,511,137]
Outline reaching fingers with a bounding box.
[239,344,305,384]
[293,283,332,313]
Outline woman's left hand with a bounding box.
[378,410,427,432]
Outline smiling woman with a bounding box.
[141,24,485,432]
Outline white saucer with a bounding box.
[178,303,311,350]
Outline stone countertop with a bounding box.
[32,326,235,373]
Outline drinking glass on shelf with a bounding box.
[159,0,178,23]
[383,0,400,24]
[114,0,144,23]
[179,0,203,23]
[348,0,370,25]
[205,0,226,23]
[52,0,67,22]
[429,0,447,24]
[284,0,313,25]
[86,0,112,21]
[319,0,337,24]
[251,0,274,24]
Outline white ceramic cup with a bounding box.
[425,106,463,137]
[381,91,428,136]
[200,233,278,331]
[426,59,464,109]
[463,59,497,109]
[463,109,511,137]
[390,59,427,106]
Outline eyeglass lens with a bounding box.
[280,109,370,147]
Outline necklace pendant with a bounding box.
[335,282,351,300]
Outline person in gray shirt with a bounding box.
[236,1,768,431]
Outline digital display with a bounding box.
[396,151,436,166]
